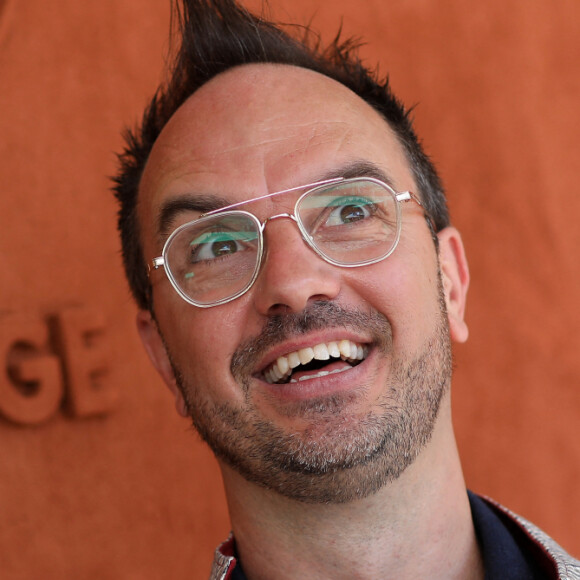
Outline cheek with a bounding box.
[342,243,442,346]
[153,291,247,388]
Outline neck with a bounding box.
[220,405,483,580]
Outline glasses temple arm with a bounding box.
[147,256,165,276]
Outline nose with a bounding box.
[251,217,342,315]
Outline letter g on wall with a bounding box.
[0,307,116,426]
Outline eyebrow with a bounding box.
[156,160,399,239]
[157,193,231,239]
[318,160,398,190]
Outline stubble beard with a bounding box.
[169,285,453,504]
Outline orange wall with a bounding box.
[1,0,578,577]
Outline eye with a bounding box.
[324,197,375,226]
[190,231,245,263]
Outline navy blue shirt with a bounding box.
[231,492,554,579]
[469,492,554,579]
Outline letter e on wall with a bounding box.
[55,307,116,418]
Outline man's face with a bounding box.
[137,64,469,502]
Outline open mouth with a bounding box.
[263,340,369,385]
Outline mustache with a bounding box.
[230,301,392,381]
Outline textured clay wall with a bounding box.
[0,0,578,577]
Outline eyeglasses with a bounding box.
[149,177,425,308]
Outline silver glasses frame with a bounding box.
[149,177,424,308]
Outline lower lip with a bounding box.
[258,353,373,402]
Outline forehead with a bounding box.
[138,64,413,236]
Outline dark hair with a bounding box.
[113,0,449,311]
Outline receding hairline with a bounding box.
[156,61,395,139]
[141,61,405,190]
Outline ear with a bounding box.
[437,227,470,343]
[136,310,189,417]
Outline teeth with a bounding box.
[290,366,352,383]
[350,342,358,358]
[313,343,330,360]
[328,341,340,358]
[338,340,352,359]
[288,351,301,369]
[298,370,329,382]
[276,356,289,376]
[298,347,314,365]
[264,339,368,384]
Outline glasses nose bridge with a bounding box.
[261,212,299,228]
[260,212,306,248]
[259,212,311,260]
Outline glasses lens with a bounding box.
[297,179,400,265]
[164,212,261,306]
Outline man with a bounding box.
[113,0,580,577]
